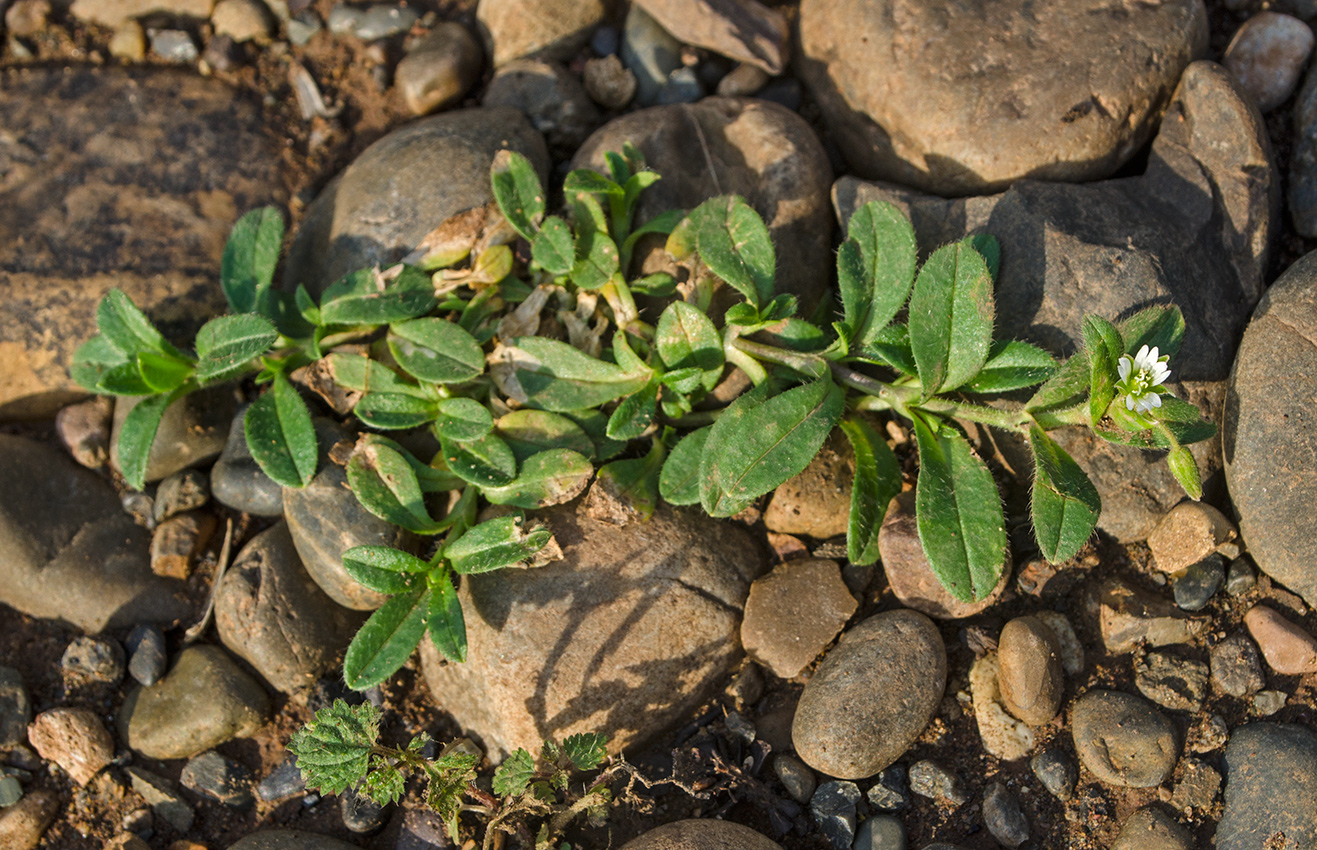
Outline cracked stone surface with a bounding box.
[421,501,766,759]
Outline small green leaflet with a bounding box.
[689,195,775,310]
[343,586,431,690]
[439,432,517,487]
[493,749,535,797]
[1028,425,1100,563]
[838,200,917,347]
[481,449,594,509]
[594,442,664,520]
[562,732,608,770]
[355,392,440,430]
[699,380,775,514]
[136,351,194,393]
[221,207,284,315]
[908,242,994,396]
[326,352,429,396]
[116,390,183,490]
[532,215,575,276]
[443,514,551,574]
[655,301,723,392]
[1083,315,1124,426]
[194,314,279,384]
[342,546,432,595]
[1120,304,1185,363]
[319,266,436,326]
[244,372,318,488]
[495,410,595,463]
[503,337,650,412]
[659,426,710,506]
[427,571,467,664]
[839,417,902,567]
[562,168,623,197]
[1167,441,1202,501]
[912,413,1006,602]
[431,398,494,442]
[71,336,129,392]
[491,150,545,241]
[605,379,658,441]
[571,229,620,291]
[287,700,380,795]
[97,289,188,361]
[702,376,845,518]
[387,318,484,384]
[963,340,1056,393]
[346,437,446,534]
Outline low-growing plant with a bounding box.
[289,699,629,849]
[71,143,1214,689]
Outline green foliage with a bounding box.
[75,150,1216,666]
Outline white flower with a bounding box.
[1115,344,1172,414]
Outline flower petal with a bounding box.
[1118,355,1131,381]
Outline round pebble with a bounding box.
[773,754,815,804]
[1172,554,1225,611]
[792,610,946,779]
[60,636,125,683]
[1030,749,1077,801]
[1225,557,1257,595]
[583,54,637,109]
[181,751,253,808]
[0,774,22,807]
[211,0,272,43]
[1210,633,1265,697]
[152,469,210,524]
[982,782,1029,848]
[1111,806,1192,850]
[1071,690,1178,788]
[1244,604,1317,674]
[150,30,199,63]
[395,23,484,116]
[255,754,306,802]
[1253,689,1288,715]
[126,624,167,686]
[908,761,965,806]
[853,815,906,850]
[1148,501,1236,574]
[997,616,1064,725]
[1224,11,1315,112]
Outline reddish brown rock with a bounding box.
[740,558,857,678]
[1244,604,1317,674]
[28,707,114,786]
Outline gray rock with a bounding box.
[853,816,905,850]
[153,469,210,523]
[0,668,27,747]
[149,29,200,62]
[1291,61,1317,237]
[328,3,416,39]
[0,435,189,632]
[227,830,363,850]
[1134,650,1209,712]
[1226,557,1258,595]
[793,610,945,780]
[215,521,364,693]
[634,0,787,75]
[182,751,253,808]
[55,397,114,469]
[908,761,965,806]
[1253,689,1288,715]
[126,624,167,686]
[210,406,284,517]
[126,767,194,833]
[61,636,125,683]
[772,754,815,804]
[118,645,271,760]
[287,10,321,44]
[484,59,601,152]
[617,820,784,849]
[1110,807,1192,850]
[1071,690,1178,788]
[982,782,1028,848]
[656,67,704,105]
[583,54,637,110]
[1217,723,1317,850]
[621,4,682,105]
[255,754,305,802]
[111,386,236,483]
[1173,554,1226,611]
[799,0,1206,194]
[717,62,769,98]
[0,775,21,808]
[1096,578,1206,653]
[395,23,484,116]
[1224,11,1314,112]
[811,780,859,850]
[1211,633,1265,697]
[476,0,607,67]
[836,61,1276,541]
[740,558,856,679]
[1191,713,1231,753]
[591,25,618,55]
[574,96,833,318]
[1030,749,1077,801]
[284,107,548,296]
[866,765,909,812]
[1170,758,1221,811]
[1226,249,1317,610]
[341,785,387,832]
[422,501,765,759]
[282,421,410,611]
[69,0,210,27]
[996,615,1064,725]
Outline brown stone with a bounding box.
[0,790,59,850]
[634,0,789,75]
[878,491,1008,619]
[763,430,853,539]
[1244,604,1317,674]
[54,396,114,469]
[1097,578,1206,653]
[27,707,114,786]
[1147,501,1236,574]
[996,616,1064,726]
[740,558,857,678]
[618,819,784,849]
[150,511,217,579]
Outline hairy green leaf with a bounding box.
[656,301,723,392]
[221,207,284,315]
[136,351,194,393]
[1167,441,1202,500]
[388,318,485,385]
[427,570,466,664]
[606,379,658,441]
[840,417,902,566]
[195,314,279,384]
[244,372,318,488]
[346,437,446,534]
[1025,354,1087,414]
[288,699,380,795]
[912,413,1006,602]
[690,195,775,309]
[1029,425,1100,563]
[491,150,545,241]
[97,289,187,361]
[699,380,775,514]
[571,229,620,291]
[71,336,129,392]
[703,376,845,517]
[962,233,1000,280]
[439,432,517,487]
[343,586,431,690]
[95,362,155,396]
[963,340,1057,393]
[856,323,917,376]
[355,392,440,430]
[495,410,595,463]
[1120,304,1185,362]
[908,243,994,395]
[839,200,917,346]
[659,426,710,506]
[493,749,535,797]
[562,169,623,197]
[432,398,494,442]
[593,441,664,520]
[481,448,593,508]
[319,266,436,326]
[327,352,429,397]
[117,390,182,490]
[362,760,408,806]
[342,546,432,598]
[532,215,576,276]
[444,514,551,574]
[562,732,607,770]
[1083,315,1124,426]
[503,337,650,412]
